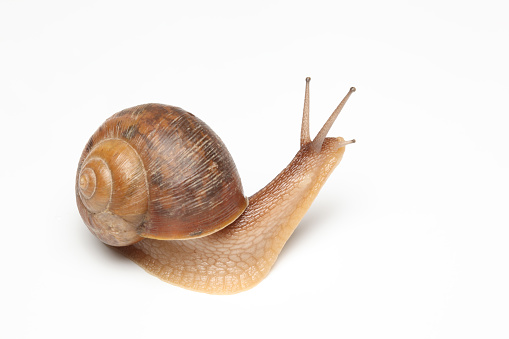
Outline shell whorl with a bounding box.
[77,139,148,246]
[76,104,248,247]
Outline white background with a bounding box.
[1,1,508,338]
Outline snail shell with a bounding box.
[76,104,248,246]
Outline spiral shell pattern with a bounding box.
[76,104,248,246]
[77,139,148,246]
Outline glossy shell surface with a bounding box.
[76,104,248,246]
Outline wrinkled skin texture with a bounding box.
[116,139,347,294]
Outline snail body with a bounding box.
[76,78,355,294]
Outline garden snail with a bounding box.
[76,78,356,294]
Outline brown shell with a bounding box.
[76,104,248,246]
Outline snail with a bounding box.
[76,78,356,294]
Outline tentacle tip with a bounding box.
[338,138,356,148]
[306,77,311,82]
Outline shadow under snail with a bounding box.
[76,78,356,294]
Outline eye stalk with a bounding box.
[300,77,356,152]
